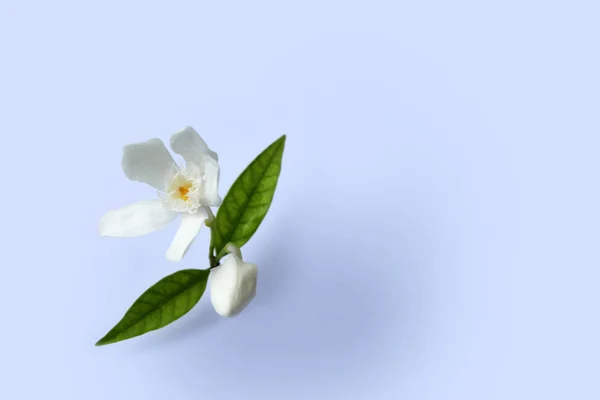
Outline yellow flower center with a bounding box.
[159,170,203,213]
[177,183,192,201]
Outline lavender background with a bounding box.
[1,1,599,399]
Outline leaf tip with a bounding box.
[95,334,114,346]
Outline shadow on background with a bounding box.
[124,134,434,393]
[134,200,430,393]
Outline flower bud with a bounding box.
[209,254,258,317]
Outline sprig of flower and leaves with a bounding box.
[96,127,285,346]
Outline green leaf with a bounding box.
[212,135,286,259]
[95,269,209,346]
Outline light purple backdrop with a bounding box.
[1,1,598,399]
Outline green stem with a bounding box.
[204,206,216,221]
[204,206,218,268]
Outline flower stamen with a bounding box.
[159,169,204,213]
[178,184,191,201]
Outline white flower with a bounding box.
[99,126,221,261]
[209,248,258,317]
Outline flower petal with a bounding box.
[122,138,179,190]
[99,200,177,237]
[170,126,221,206]
[196,156,221,206]
[209,254,258,317]
[165,210,207,261]
[170,126,218,163]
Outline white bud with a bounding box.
[209,254,258,317]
